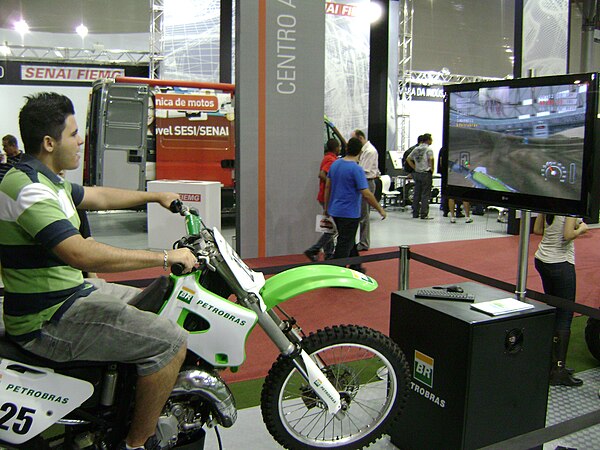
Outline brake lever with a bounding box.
[197,255,216,272]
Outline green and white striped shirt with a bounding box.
[0,155,94,341]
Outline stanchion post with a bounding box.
[399,245,410,290]
[515,210,531,300]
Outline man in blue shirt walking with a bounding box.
[324,137,386,273]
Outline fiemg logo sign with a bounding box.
[414,350,434,388]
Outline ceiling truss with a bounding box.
[0,43,149,65]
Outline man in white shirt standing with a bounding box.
[407,133,435,220]
[353,129,380,251]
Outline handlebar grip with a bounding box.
[171,263,185,276]
[170,199,183,214]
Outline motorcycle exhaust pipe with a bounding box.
[171,368,237,428]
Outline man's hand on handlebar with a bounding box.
[167,248,197,274]
[157,192,181,211]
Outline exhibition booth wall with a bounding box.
[0,60,148,186]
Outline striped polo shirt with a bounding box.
[0,154,94,341]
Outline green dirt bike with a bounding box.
[0,201,410,450]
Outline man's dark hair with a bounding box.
[346,137,362,156]
[416,134,424,144]
[2,134,17,146]
[354,129,366,140]
[325,138,340,153]
[19,92,75,155]
[421,133,432,143]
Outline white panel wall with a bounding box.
[406,100,444,171]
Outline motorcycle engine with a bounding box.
[155,413,179,448]
[155,398,208,449]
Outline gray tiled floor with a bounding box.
[545,368,600,450]
[201,406,399,450]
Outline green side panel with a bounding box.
[260,265,378,310]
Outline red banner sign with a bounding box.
[155,93,219,112]
[325,2,358,17]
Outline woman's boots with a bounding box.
[549,330,583,387]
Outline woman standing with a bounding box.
[533,214,588,386]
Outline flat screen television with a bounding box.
[441,72,600,218]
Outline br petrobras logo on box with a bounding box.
[411,349,446,408]
[414,350,434,388]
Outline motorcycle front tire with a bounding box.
[260,324,410,450]
[585,317,600,363]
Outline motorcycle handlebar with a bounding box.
[171,263,185,276]
[168,201,207,276]
[170,238,203,276]
[170,199,184,214]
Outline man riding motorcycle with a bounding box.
[0,92,197,450]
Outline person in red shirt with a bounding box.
[304,139,340,261]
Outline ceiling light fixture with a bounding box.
[357,2,383,24]
[76,24,88,38]
[14,19,30,37]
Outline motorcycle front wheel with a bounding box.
[585,317,600,362]
[260,325,410,450]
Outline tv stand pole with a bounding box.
[515,209,531,300]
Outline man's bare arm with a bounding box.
[52,234,197,273]
[79,186,179,211]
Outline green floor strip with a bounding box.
[230,377,265,410]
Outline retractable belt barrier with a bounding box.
[409,251,600,321]
[1,248,593,320]
[478,409,600,450]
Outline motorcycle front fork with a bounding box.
[244,300,345,416]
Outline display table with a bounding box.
[389,282,555,450]
[147,180,221,250]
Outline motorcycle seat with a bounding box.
[0,276,172,371]
[0,336,107,370]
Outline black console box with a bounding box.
[389,282,555,450]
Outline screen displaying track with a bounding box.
[447,82,588,200]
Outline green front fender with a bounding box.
[259,264,378,311]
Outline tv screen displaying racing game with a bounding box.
[441,72,600,218]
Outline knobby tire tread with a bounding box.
[585,318,600,363]
[260,324,410,450]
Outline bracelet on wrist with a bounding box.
[163,250,169,271]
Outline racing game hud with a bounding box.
[447,81,589,201]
